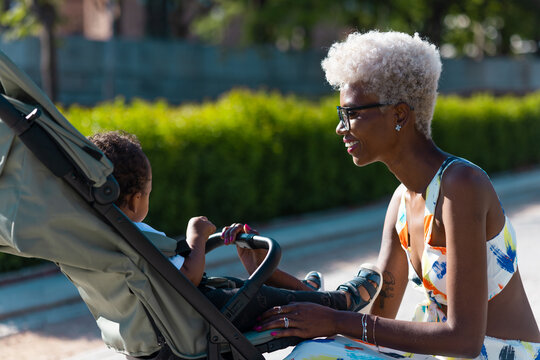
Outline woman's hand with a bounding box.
[221,223,259,244]
[254,302,339,339]
[221,223,266,275]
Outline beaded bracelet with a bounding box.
[361,313,368,342]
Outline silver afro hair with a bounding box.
[321,31,442,139]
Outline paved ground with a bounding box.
[0,167,539,360]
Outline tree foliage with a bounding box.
[0,0,60,101]
[189,0,540,58]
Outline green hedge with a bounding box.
[66,90,540,236]
[65,90,391,236]
[432,93,540,171]
[1,90,539,272]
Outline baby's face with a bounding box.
[130,157,152,223]
[134,177,152,223]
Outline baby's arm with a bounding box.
[180,216,216,286]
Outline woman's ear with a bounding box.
[394,102,412,130]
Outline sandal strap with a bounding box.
[338,277,375,307]
[338,267,381,312]
[356,269,380,297]
[302,271,323,291]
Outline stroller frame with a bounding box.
[0,86,301,359]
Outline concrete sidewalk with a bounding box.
[1,166,539,359]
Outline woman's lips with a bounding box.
[344,140,359,154]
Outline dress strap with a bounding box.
[424,156,460,245]
[395,184,409,250]
[395,156,462,248]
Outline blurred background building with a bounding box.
[1,0,539,105]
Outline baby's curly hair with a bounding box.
[88,131,151,207]
[321,30,442,139]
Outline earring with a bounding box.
[395,124,402,132]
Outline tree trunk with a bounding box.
[145,0,169,38]
[422,0,451,46]
[39,23,57,102]
[32,1,58,102]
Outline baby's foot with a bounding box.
[337,263,382,312]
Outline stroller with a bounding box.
[0,49,302,359]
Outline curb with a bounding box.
[0,269,82,326]
[0,263,60,287]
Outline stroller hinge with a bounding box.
[92,175,120,205]
[208,326,225,360]
[208,326,249,360]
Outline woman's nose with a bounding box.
[336,121,346,135]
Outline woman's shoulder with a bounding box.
[440,158,494,200]
[393,183,407,195]
[384,184,407,223]
[390,183,407,205]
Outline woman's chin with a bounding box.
[351,154,373,167]
[352,157,366,167]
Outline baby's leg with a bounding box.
[203,286,347,332]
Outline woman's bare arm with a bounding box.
[258,166,494,358]
[371,186,409,319]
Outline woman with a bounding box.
[254,31,540,359]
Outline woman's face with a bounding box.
[336,83,396,167]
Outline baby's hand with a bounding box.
[221,223,258,245]
[186,216,216,242]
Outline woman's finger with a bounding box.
[255,314,309,339]
[228,223,244,244]
[220,226,231,244]
[268,328,300,338]
[243,223,259,235]
[222,223,259,244]
[255,316,292,332]
[221,223,242,244]
[258,304,291,321]
[256,302,338,340]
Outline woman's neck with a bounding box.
[385,137,448,194]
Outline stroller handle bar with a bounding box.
[206,232,282,323]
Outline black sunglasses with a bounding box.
[336,103,390,131]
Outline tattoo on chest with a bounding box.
[377,271,395,309]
